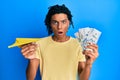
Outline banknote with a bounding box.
[75,27,102,50]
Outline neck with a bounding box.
[52,35,70,42]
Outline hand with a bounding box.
[83,43,99,66]
[21,42,37,59]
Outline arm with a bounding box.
[78,43,99,80]
[78,62,92,80]
[26,59,40,80]
[21,43,40,80]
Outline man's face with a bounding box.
[50,13,70,37]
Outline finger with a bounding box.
[85,48,93,53]
[29,44,37,49]
[22,48,36,56]
[85,51,97,60]
[21,47,29,54]
[21,43,37,53]
[85,53,95,61]
[24,53,34,59]
[84,49,94,55]
[83,49,93,54]
[87,44,98,49]
[21,44,30,49]
[84,50,98,58]
[88,52,98,59]
[87,43,98,48]
[86,45,98,53]
[24,50,35,58]
[21,42,37,48]
[90,44,98,49]
[21,44,29,49]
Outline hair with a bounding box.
[44,4,74,35]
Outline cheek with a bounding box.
[64,24,69,31]
[63,26,69,32]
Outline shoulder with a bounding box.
[36,36,51,44]
[67,36,81,47]
[70,37,80,44]
[38,36,51,41]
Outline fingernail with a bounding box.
[85,48,93,52]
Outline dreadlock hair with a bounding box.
[44,4,74,35]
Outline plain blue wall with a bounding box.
[1,0,120,80]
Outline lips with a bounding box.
[58,31,63,35]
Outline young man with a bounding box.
[21,4,99,80]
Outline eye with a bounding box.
[51,21,58,25]
[62,20,67,24]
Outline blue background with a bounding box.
[0,0,120,80]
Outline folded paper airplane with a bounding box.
[8,38,40,48]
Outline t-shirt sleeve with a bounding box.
[78,43,86,62]
[35,41,43,75]
[35,41,41,59]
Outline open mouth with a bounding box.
[58,31,63,35]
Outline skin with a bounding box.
[21,13,99,80]
[50,13,70,42]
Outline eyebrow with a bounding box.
[51,19,68,22]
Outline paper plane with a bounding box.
[8,38,40,48]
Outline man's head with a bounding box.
[45,4,73,35]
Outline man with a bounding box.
[21,4,99,80]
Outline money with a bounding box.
[75,27,102,50]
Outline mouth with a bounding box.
[58,31,63,35]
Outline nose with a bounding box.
[57,22,62,29]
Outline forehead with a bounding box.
[51,13,68,21]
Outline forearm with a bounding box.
[79,64,92,80]
[26,59,39,80]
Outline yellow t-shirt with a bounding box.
[35,36,86,80]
